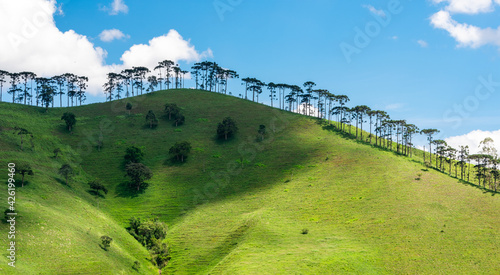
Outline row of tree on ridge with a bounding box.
[1,60,498,192]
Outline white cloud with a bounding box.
[430,10,500,48]
[432,0,496,14]
[0,0,210,96]
[109,0,128,15]
[391,36,398,40]
[362,4,386,17]
[99,29,129,42]
[417,39,429,47]
[120,29,213,69]
[445,129,500,154]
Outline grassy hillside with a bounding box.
[1,89,499,274]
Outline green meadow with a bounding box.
[0,89,499,274]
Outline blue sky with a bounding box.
[1,0,499,150]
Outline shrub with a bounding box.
[100,235,112,250]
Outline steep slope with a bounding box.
[0,89,499,274]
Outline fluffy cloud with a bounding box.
[417,40,429,47]
[108,0,128,15]
[362,4,386,17]
[121,30,213,69]
[0,0,211,96]
[99,29,129,42]
[430,1,500,49]
[430,10,500,48]
[445,129,500,154]
[432,0,497,14]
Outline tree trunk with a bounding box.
[21,174,25,187]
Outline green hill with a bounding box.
[0,89,499,274]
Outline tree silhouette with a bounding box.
[126,102,132,115]
[89,180,108,196]
[420,129,440,166]
[147,75,158,93]
[0,70,8,102]
[125,163,153,191]
[16,128,30,150]
[164,103,180,120]
[146,110,158,128]
[17,163,34,187]
[52,75,66,107]
[19,71,36,105]
[121,69,135,97]
[174,114,185,127]
[58,164,73,185]
[217,117,238,140]
[8,72,21,103]
[36,77,56,111]
[169,141,192,162]
[61,112,76,132]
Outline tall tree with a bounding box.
[8,72,21,103]
[52,75,66,107]
[147,75,158,93]
[121,69,135,97]
[36,77,56,111]
[17,163,34,187]
[0,70,8,102]
[19,71,36,105]
[16,127,30,150]
[420,129,440,166]
[63,73,77,107]
[133,67,150,95]
[76,76,88,105]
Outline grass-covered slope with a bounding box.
[1,89,499,274]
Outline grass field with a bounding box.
[0,89,499,274]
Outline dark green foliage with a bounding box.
[17,162,34,187]
[15,127,30,150]
[61,112,76,132]
[146,110,158,128]
[174,114,185,127]
[217,117,238,140]
[258,124,266,141]
[58,164,73,185]
[169,141,192,162]
[88,180,108,196]
[100,235,112,251]
[301,228,309,235]
[127,217,170,268]
[125,163,153,191]
[126,102,132,115]
[164,103,180,120]
[127,217,168,249]
[132,261,140,271]
[124,146,144,164]
[53,148,61,158]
